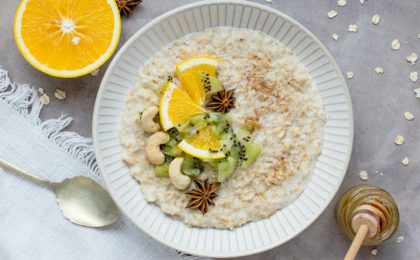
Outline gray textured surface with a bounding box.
[1,0,419,259]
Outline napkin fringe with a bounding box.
[0,67,100,179]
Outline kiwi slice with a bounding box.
[154,163,170,177]
[167,128,183,142]
[183,169,201,178]
[161,137,182,157]
[236,127,252,143]
[177,112,224,136]
[217,157,237,182]
[182,155,204,177]
[201,73,224,96]
[241,143,261,167]
[206,159,221,169]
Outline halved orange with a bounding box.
[159,82,205,130]
[14,0,121,78]
[178,126,225,159]
[175,56,219,105]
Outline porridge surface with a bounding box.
[120,27,325,229]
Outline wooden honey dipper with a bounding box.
[344,199,390,260]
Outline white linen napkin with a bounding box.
[0,67,192,260]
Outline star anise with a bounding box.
[206,90,235,113]
[185,179,221,214]
[115,0,143,16]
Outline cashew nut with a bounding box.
[169,157,191,190]
[140,106,160,133]
[145,131,169,165]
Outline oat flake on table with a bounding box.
[406,52,418,65]
[404,111,414,121]
[90,69,100,76]
[346,71,354,79]
[328,10,338,19]
[394,135,405,145]
[414,88,420,98]
[372,15,380,25]
[332,34,339,41]
[375,67,384,74]
[391,39,400,50]
[410,71,418,82]
[338,0,347,7]
[402,157,409,166]
[39,93,50,105]
[348,24,358,33]
[37,87,44,95]
[359,170,368,181]
[359,0,365,4]
[396,236,405,243]
[54,89,66,100]
[371,248,378,256]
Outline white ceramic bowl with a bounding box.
[93,0,353,257]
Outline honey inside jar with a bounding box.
[336,185,400,245]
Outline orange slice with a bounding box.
[159,82,205,131]
[14,0,121,78]
[175,56,219,105]
[178,126,225,159]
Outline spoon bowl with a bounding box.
[53,176,119,227]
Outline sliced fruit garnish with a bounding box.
[181,155,204,178]
[14,0,121,78]
[241,143,261,167]
[161,137,183,157]
[217,157,237,182]
[178,126,225,159]
[175,56,220,105]
[159,82,205,130]
[154,163,170,177]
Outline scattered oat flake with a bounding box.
[394,135,405,145]
[37,88,44,95]
[402,157,409,166]
[371,248,378,256]
[265,0,272,3]
[359,170,368,181]
[346,71,354,79]
[359,0,365,4]
[391,39,400,50]
[348,24,358,32]
[375,67,384,74]
[338,0,347,7]
[90,69,100,76]
[404,111,414,121]
[406,52,418,65]
[328,10,338,19]
[396,236,405,243]
[39,94,50,105]
[410,71,418,82]
[414,88,420,98]
[372,15,380,25]
[332,33,339,41]
[54,89,66,100]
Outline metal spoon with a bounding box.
[0,159,119,228]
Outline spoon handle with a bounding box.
[0,159,51,187]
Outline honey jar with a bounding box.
[336,185,399,245]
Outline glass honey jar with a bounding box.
[336,185,400,246]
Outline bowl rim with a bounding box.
[92,0,354,257]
